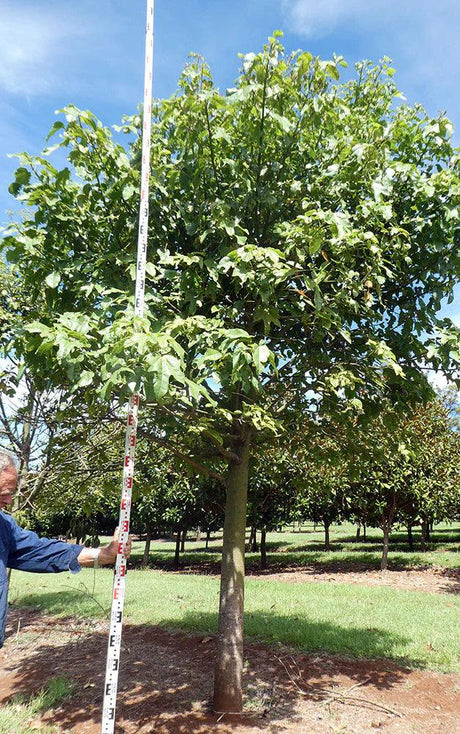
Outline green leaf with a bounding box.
[308,232,323,255]
[46,120,65,141]
[45,272,61,289]
[8,167,31,195]
[151,354,183,399]
[252,343,271,374]
[78,370,94,387]
[225,328,250,340]
[122,184,136,201]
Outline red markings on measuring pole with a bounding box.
[101,2,155,733]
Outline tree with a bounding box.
[247,450,299,568]
[4,36,460,710]
[344,399,460,568]
[295,454,345,551]
[399,400,460,550]
[133,442,225,568]
[18,416,123,539]
[0,263,56,512]
[346,430,415,570]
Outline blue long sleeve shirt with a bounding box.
[0,512,83,647]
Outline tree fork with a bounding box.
[213,428,251,713]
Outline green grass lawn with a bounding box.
[8,563,460,673]
[6,521,460,681]
[0,676,75,734]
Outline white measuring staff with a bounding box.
[101,1,155,732]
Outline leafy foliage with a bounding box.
[3,39,460,445]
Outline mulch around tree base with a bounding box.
[1,607,459,733]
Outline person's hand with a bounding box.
[98,527,133,566]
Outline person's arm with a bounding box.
[7,515,82,573]
[7,517,131,573]
[77,528,132,567]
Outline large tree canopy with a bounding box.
[3,35,460,710]
[4,37,460,425]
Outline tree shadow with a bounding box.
[248,552,382,574]
[1,598,418,733]
[436,567,460,595]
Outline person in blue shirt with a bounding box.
[0,451,131,648]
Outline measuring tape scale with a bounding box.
[101,0,155,731]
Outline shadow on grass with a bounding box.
[2,602,414,733]
[10,590,420,669]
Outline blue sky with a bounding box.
[2,0,460,325]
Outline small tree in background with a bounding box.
[296,461,345,552]
[247,450,299,568]
[345,399,460,568]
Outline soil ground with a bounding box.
[1,567,459,734]
[252,564,460,595]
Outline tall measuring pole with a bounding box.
[101,1,155,732]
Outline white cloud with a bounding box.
[280,0,460,39]
[0,12,57,94]
[0,5,89,96]
[280,0,390,38]
[280,1,460,134]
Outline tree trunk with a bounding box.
[381,520,391,570]
[407,523,414,552]
[213,430,251,713]
[196,526,202,543]
[142,525,152,567]
[421,519,429,552]
[362,523,367,540]
[174,529,181,569]
[356,523,361,540]
[205,529,211,550]
[180,528,186,552]
[13,384,35,514]
[246,526,256,552]
[260,528,267,570]
[324,521,330,552]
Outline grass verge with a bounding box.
[0,676,76,734]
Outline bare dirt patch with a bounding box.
[1,606,459,733]
[165,561,460,595]
[253,565,460,595]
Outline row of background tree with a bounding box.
[2,359,459,572]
